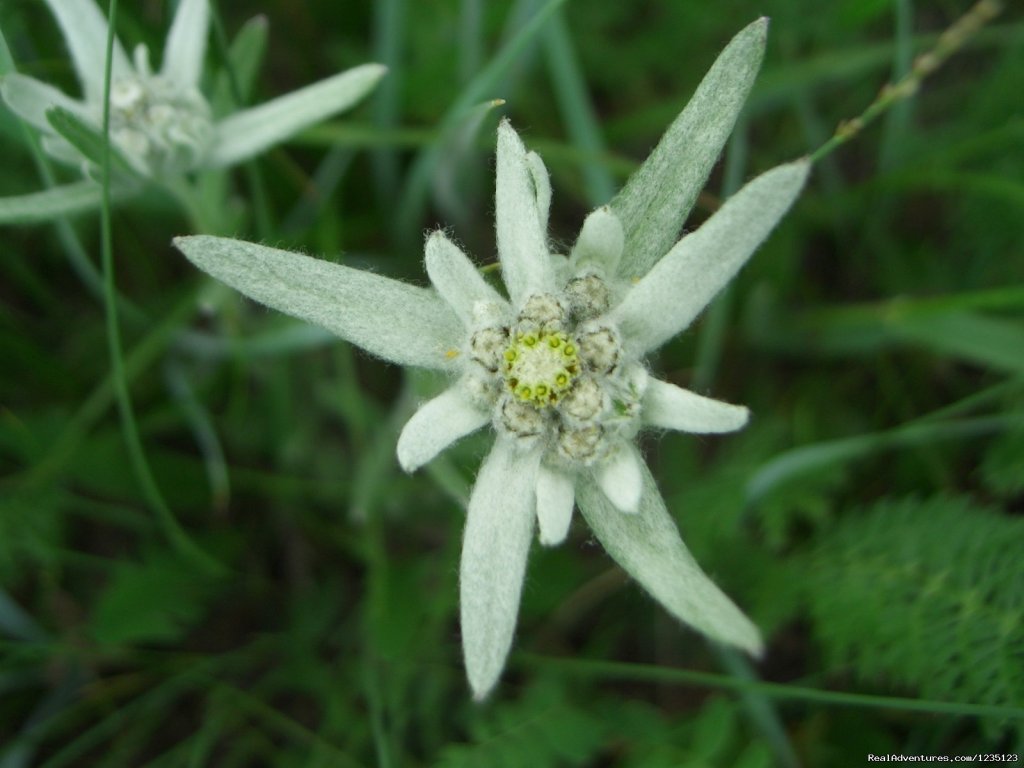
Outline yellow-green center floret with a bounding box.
[502,330,580,407]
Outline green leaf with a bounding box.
[90,550,224,646]
[610,17,767,278]
[0,25,16,74]
[748,294,1024,371]
[211,14,270,116]
[44,106,141,178]
[893,312,1024,375]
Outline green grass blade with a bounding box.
[746,415,1018,505]
[878,0,915,171]
[163,360,230,514]
[542,8,615,206]
[394,0,570,245]
[371,0,405,205]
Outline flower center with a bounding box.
[502,329,579,407]
[108,73,213,175]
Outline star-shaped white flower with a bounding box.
[1,0,384,178]
[174,18,809,700]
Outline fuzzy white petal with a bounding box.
[424,231,505,326]
[161,0,209,88]
[207,63,386,168]
[495,120,554,306]
[460,438,540,700]
[643,379,750,434]
[525,150,551,233]
[174,236,463,370]
[40,134,87,167]
[610,18,767,278]
[42,0,131,103]
[595,444,643,514]
[536,466,575,546]
[396,387,489,472]
[1,74,88,133]
[570,206,624,274]
[576,465,763,655]
[0,181,103,224]
[613,160,810,354]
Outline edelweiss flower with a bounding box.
[1,0,383,178]
[174,19,809,700]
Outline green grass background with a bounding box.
[1,0,1022,765]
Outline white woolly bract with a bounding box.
[595,444,643,514]
[1,75,90,133]
[208,64,386,168]
[161,0,209,88]
[642,379,750,434]
[425,232,505,326]
[610,18,768,279]
[397,387,488,472]
[173,236,463,369]
[576,466,763,656]
[495,120,554,306]
[612,160,810,354]
[535,466,575,546]
[525,151,552,233]
[42,0,131,102]
[460,439,541,700]
[571,207,624,274]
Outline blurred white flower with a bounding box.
[1,0,384,178]
[175,18,809,700]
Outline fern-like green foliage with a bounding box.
[437,682,604,768]
[436,683,780,768]
[805,496,1024,737]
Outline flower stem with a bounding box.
[100,0,223,575]
[810,0,1003,164]
[522,654,1024,720]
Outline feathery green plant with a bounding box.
[805,495,1024,737]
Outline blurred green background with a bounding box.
[1,0,1022,765]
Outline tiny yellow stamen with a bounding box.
[445,348,460,359]
[502,329,580,407]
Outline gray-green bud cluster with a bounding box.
[107,47,213,175]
